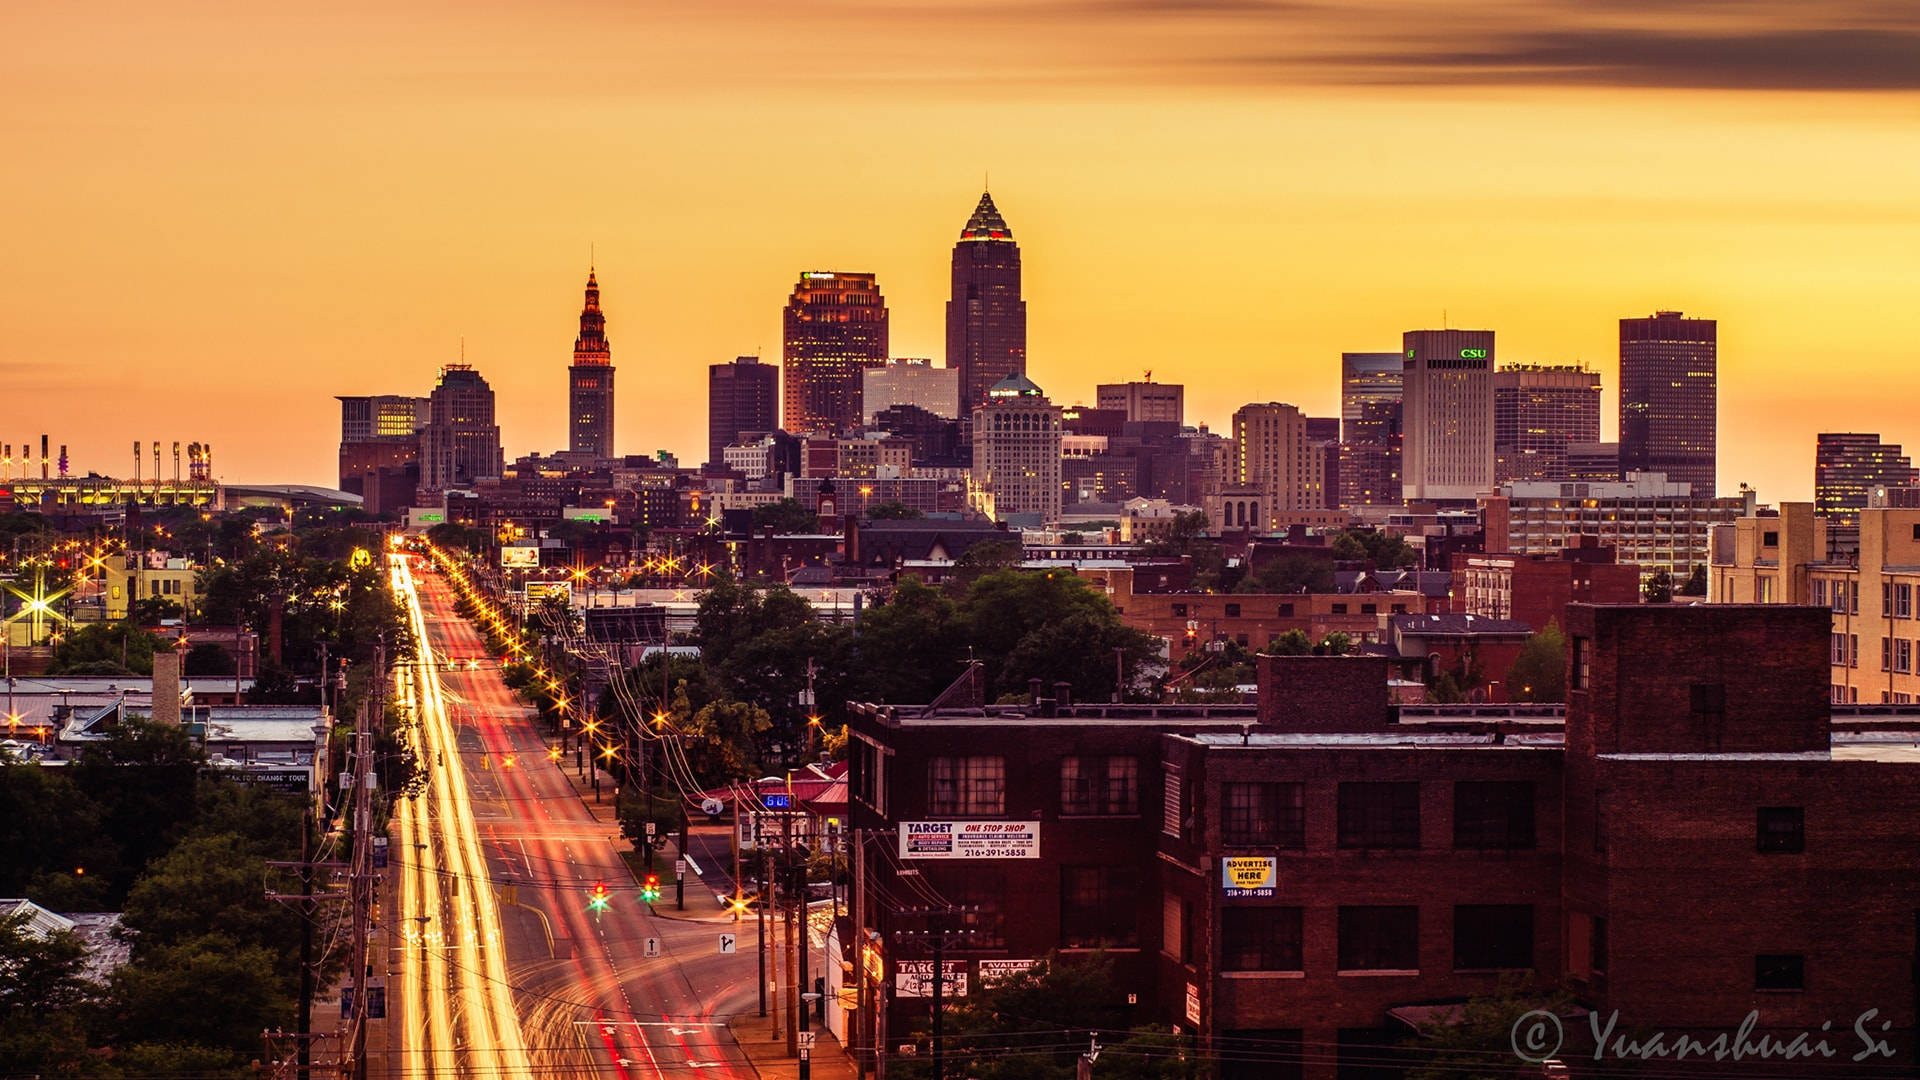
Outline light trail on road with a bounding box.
[392,553,536,1078]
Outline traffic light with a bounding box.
[641,874,661,904]
[588,882,610,912]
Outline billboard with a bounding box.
[895,960,968,998]
[500,545,540,568]
[1221,856,1276,898]
[897,821,1040,860]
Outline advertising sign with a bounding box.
[525,581,571,602]
[898,821,1041,860]
[976,960,1040,987]
[894,960,968,998]
[1185,983,1201,1025]
[500,545,540,568]
[1221,856,1277,898]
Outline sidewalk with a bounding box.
[728,1015,859,1080]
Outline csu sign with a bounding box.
[1459,348,1488,359]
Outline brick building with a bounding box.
[846,604,1920,1079]
[1455,536,1642,632]
[1073,564,1434,654]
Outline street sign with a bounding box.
[797,1031,816,1050]
[701,797,724,816]
[645,821,657,836]
[719,934,737,955]
[675,858,687,877]
[645,937,661,958]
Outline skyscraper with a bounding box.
[1620,310,1716,495]
[1816,433,1918,526]
[947,192,1026,416]
[1401,329,1495,502]
[782,272,889,435]
[1340,352,1404,444]
[1340,399,1403,508]
[971,373,1061,523]
[337,395,429,443]
[1096,380,1183,425]
[1492,365,1602,482]
[420,364,503,492]
[863,359,959,424]
[1232,402,1325,528]
[567,268,615,458]
[708,355,780,468]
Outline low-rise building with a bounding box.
[1481,472,1755,584]
[1455,536,1641,632]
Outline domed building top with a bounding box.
[985,372,1045,399]
[959,191,1012,242]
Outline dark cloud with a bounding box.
[1317,27,1920,91]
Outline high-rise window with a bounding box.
[1338,782,1420,849]
[1755,954,1804,991]
[1757,807,1805,853]
[927,756,1005,816]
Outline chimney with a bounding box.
[1028,677,1043,705]
[151,647,182,726]
[1054,681,1073,706]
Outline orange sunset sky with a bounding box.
[5,0,1920,502]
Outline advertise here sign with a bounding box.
[898,821,1041,860]
[1221,856,1276,898]
[976,959,1040,987]
[895,960,968,998]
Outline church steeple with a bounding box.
[959,191,1012,242]
[574,268,610,364]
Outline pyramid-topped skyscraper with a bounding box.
[947,190,1027,420]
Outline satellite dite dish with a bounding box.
[701,797,724,816]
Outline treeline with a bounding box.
[0,721,316,1077]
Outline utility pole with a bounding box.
[784,803,799,1056]
[852,830,866,1080]
[757,809,769,1020]
[893,907,976,1080]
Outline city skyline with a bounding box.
[10,2,1920,500]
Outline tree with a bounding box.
[957,569,1159,701]
[0,911,94,1074]
[121,835,301,963]
[1505,622,1568,703]
[897,954,1201,1080]
[183,641,238,676]
[948,537,1022,587]
[1403,979,1575,1080]
[106,934,293,1055]
[1234,553,1334,594]
[1320,631,1353,656]
[130,595,185,624]
[427,521,489,554]
[866,500,923,520]
[48,621,164,676]
[69,719,204,900]
[851,578,967,704]
[1329,527,1419,568]
[1680,563,1708,596]
[0,764,120,908]
[1268,629,1313,655]
[1141,510,1209,557]
[1644,568,1674,603]
[751,498,823,535]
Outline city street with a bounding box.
[389,554,767,1079]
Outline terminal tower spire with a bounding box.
[568,267,615,457]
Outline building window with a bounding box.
[949,868,1006,949]
[1337,906,1419,971]
[1277,603,1295,616]
[1572,637,1590,690]
[1222,782,1306,849]
[1900,585,1915,619]
[1331,603,1348,614]
[1832,633,1850,668]
[1060,756,1139,816]
[1899,639,1914,674]
[1453,781,1536,850]
[1852,634,1860,667]
[1171,603,1188,618]
[1225,603,1241,618]
[1757,807,1805,854]
[927,756,1005,816]
[1763,530,1779,547]
[1592,916,1609,974]
[1812,580,1828,606]
[1361,603,1377,615]
[853,737,887,814]
[1884,637,1894,671]
[1755,954,1804,991]
[1690,683,1726,732]
[1453,905,1534,970]
[1222,907,1304,972]
[1338,782,1420,850]
[1061,866,1137,947]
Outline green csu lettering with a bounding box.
[1459,348,1488,359]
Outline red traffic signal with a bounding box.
[588,882,610,911]
[640,874,661,903]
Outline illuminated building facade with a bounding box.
[568,268,615,458]
[1232,402,1324,529]
[971,373,1061,523]
[338,395,429,443]
[947,192,1026,416]
[783,272,889,435]
[420,364,503,492]
[1814,433,1917,526]
[863,358,959,424]
[1401,329,1495,502]
[1620,310,1716,496]
[1492,365,1601,482]
[1097,380,1183,425]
